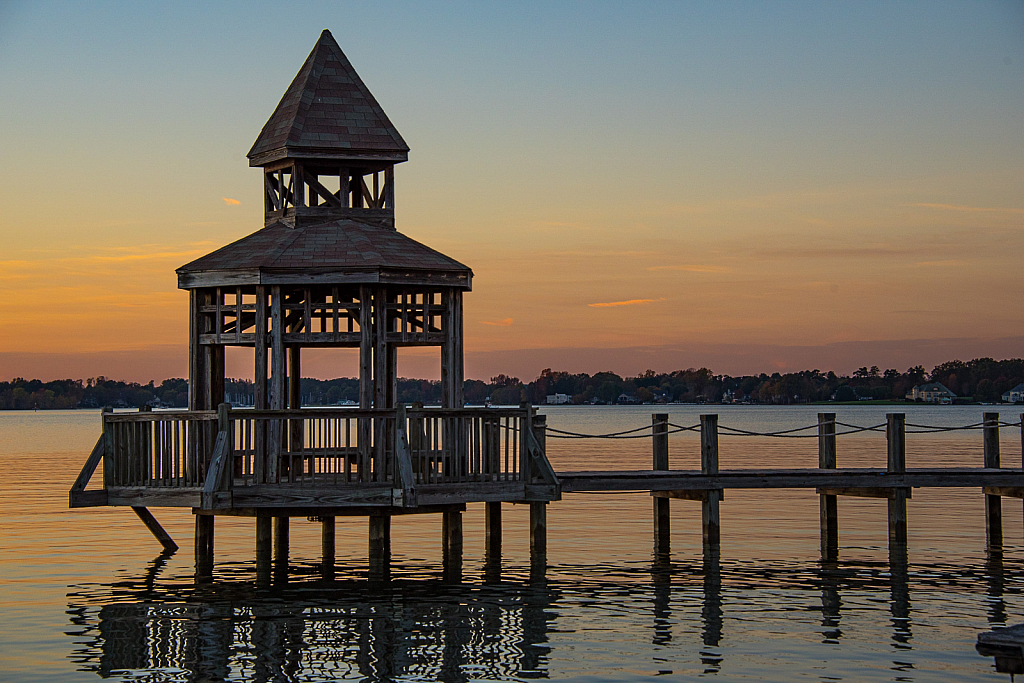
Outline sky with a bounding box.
[1,1,1022,382]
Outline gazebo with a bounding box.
[70,30,558,579]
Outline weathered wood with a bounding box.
[887,413,906,473]
[653,413,670,552]
[984,412,1001,468]
[818,412,837,469]
[703,489,721,546]
[817,487,911,499]
[368,512,390,572]
[818,412,838,559]
[485,501,501,558]
[212,503,465,517]
[268,286,285,483]
[700,414,721,546]
[442,509,463,558]
[195,514,214,576]
[983,412,1004,546]
[322,516,335,569]
[888,489,908,547]
[71,436,104,494]
[530,501,547,557]
[984,487,1024,498]
[231,485,395,507]
[274,516,289,564]
[557,468,1024,492]
[132,507,178,552]
[653,489,717,501]
[256,513,272,581]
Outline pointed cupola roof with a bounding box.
[247,29,410,166]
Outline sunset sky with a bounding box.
[1,1,1022,382]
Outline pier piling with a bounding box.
[530,502,547,565]
[195,514,214,578]
[818,413,838,560]
[984,412,1003,548]
[700,415,721,546]
[886,414,908,548]
[653,414,670,554]
[256,513,271,583]
[322,516,335,578]
[443,509,463,581]
[485,502,501,558]
[369,512,391,579]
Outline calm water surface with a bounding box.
[1,405,1022,681]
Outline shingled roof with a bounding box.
[247,29,409,165]
[177,219,471,289]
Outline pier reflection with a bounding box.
[67,542,1022,682]
[70,559,559,682]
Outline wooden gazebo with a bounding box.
[70,30,558,578]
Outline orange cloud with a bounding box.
[481,318,514,326]
[588,298,666,308]
[222,197,241,205]
[648,265,731,273]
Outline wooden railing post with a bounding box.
[700,414,720,546]
[886,413,907,547]
[101,406,114,487]
[653,413,670,554]
[983,412,1002,548]
[139,405,152,485]
[818,412,838,559]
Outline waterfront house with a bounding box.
[905,382,956,403]
[1002,383,1024,403]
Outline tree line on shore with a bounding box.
[1,357,1021,410]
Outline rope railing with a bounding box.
[539,416,1022,440]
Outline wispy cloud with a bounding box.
[914,259,968,267]
[905,202,1023,214]
[589,298,666,308]
[481,318,514,326]
[760,245,924,259]
[222,197,241,205]
[648,264,731,273]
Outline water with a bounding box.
[1,405,1022,681]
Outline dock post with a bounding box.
[700,414,721,546]
[322,516,336,578]
[886,414,908,548]
[530,502,547,566]
[369,512,391,579]
[818,413,838,560]
[653,413,670,555]
[256,513,272,584]
[485,502,501,558]
[984,412,1002,548]
[274,516,289,580]
[443,509,463,581]
[195,513,214,578]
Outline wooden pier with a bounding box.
[67,30,1023,581]
[70,405,1022,579]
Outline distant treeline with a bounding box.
[1,357,1021,410]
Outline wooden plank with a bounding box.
[131,507,179,552]
[984,486,1024,498]
[69,489,108,508]
[557,468,1024,492]
[817,487,911,499]
[653,489,715,501]
[230,485,395,507]
[106,488,203,507]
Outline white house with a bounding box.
[906,382,956,403]
[1002,383,1024,403]
[546,393,570,405]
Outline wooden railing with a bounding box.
[103,408,219,488]
[92,405,538,495]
